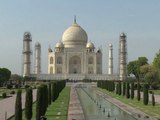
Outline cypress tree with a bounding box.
[126,82,130,99]
[143,83,149,105]
[118,82,121,95]
[116,83,118,94]
[36,86,43,120]
[131,82,134,99]
[122,82,126,96]
[42,84,48,115]
[152,92,155,106]
[137,83,141,101]
[15,89,22,120]
[51,82,55,102]
[55,82,59,100]
[25,87,33,120]
[48,83,52,105]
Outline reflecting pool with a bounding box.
[76,83,137,120]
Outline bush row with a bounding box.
[14,80,66,120]
[97,80,155,106]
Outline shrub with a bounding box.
[25,85,30,89]
[10,90,15,94]
[15,84,20,89]
[7,84,12,89]
[33,86,36,89]
[2,92,7,98]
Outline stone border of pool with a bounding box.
[97,90,158,120]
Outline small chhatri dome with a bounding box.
[62,18,88,48]
[48,47,53,52]
[35,42,41,47]
[120,32,126,37]
[56,42,64,48]
[86,42,94,48]
[109,43,112,47]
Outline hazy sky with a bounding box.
[0,0,160,75]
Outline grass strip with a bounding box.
[98,88,160,119]
[45,86,70,120]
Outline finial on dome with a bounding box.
[74,15,76,24]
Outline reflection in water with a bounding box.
[76,83,136,120]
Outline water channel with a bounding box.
[76,83,137,120]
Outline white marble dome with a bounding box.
[86,42,94,48]
[62,22,88,48]
[56,42,64,48]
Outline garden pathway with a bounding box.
[0,89,37,120]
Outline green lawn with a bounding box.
[9,86,70,120]
[45,87,70,120]
[99,88,160,119]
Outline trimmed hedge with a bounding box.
[143,83,149,105]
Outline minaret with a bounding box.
[108,43,113,75]
[119,32,127,80]
[22,32,32,77]
[34,42,41,74]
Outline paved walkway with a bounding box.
[67,85,85,120]
[0,89,37,120]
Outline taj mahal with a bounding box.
[22,18,127,80]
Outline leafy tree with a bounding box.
[10,74,22,81]
[127,60,140,79]
[138,57,148,66]
[127,57,148,81]
[15,89,22,120]
[25,87,33,120]
[0,68,11,86]
[153,49,160,70]
[140,64,159,86]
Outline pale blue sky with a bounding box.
[0,0,160,74]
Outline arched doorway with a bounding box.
[69,56,81,74]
